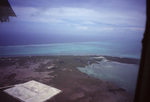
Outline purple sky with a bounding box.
[0,0,146,45]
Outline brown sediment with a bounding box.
[0,55,132,102]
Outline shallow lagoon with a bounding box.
[77,59,139,97]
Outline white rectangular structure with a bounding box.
[4,80,62,102]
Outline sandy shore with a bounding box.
[0,55,139,102]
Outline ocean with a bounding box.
[0,41,141,58]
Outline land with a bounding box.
[0,55,140,102]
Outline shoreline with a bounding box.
[0,55,135,102]
[0,55,140,64]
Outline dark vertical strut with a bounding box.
[134,0,150,102]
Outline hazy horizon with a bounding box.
[0,0,146,46]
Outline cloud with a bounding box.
[81,21,95,25]
[12,6,145,26]
[8,0,145,35]
[123,27,145,31]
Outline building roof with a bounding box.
[4,80,62,102]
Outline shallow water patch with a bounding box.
[77,60,139,96]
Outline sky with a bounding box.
[0,0,146,45]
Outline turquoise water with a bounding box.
[0,41,141,58]
[77,60,139,96]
